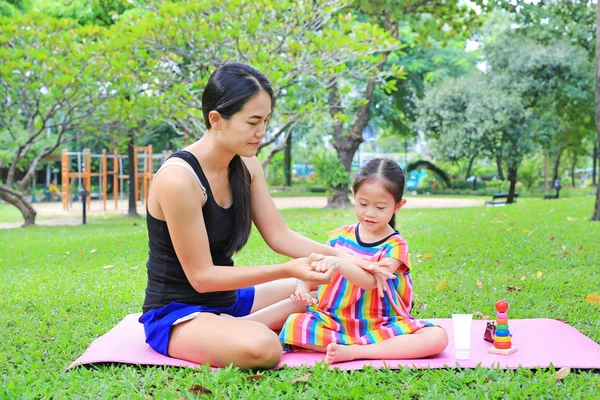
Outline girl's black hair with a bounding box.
[202,62,274,255]
[352,158,405,229]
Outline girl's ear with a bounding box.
[208,110,222,130]
[394,199,407,213]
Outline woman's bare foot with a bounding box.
[324,343,357,364]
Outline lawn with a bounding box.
[0,203,57,223]
[1,197,599,398]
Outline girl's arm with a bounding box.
[316,256,400,292]
[244,156,340,258]
[154,167,333,293]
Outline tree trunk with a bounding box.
[327,79,353,209]
[544,154,549,190]
[127,131,140,218]
[327,145,360,210]
[16,146,56,193]
[465,155,476,181]
[327,185,354,209]
[0,184,37,226]
[507,166,518,204]
[593,0,600,220]
[571,153,577,188]
[496,155,505,180]
[284,131,292,187]
[325,16,396,209]
[593,143,597,186]
[552,148,564,183]
[326,55,388,209]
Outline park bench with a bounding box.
[486,192,519,206]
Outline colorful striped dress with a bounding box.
[280,224,434,347]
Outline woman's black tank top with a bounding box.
[142,151,238,314]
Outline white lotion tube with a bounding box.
[452,313,473,359]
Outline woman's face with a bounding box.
[214,90,272,158]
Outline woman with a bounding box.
[140,62,390,370]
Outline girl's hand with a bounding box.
[373,273,389,298]
[310,256,340,273]
[290,280,318,308]
[367,259,397,297]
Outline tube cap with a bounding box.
[455,350,470,360]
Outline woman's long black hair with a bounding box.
[201,62,274,256]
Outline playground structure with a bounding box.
[61,146,172,211]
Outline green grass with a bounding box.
[0,203,57,223]
[1,198,599,398]
[269,190,327,198]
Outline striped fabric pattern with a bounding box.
[280,224,434,347]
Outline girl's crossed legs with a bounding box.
[297,326,449,364]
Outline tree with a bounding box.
[504,1,596,190]
[31,0,140,27]
[320,0,481,208]
[483,27,592,201]
[120,0,399,208]
[416,71,525,199]
[0,0,27,17]
[95,18,168,217]
[0,14,113,225]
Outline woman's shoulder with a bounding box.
[240,156,261,181]
[151,161,207,207]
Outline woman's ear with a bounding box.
[394,199,407,213]
[208,110,222,130]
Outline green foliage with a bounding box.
[518,154,543,190]
[311,151,350,191]
[0,13,113,185]
[1,198,600,397]
[417,8,593,187]
[31,0,139,27]
[359,0,481,139]
[264,151,285,186]
[120,0,399,141]
[0,1,19,16]
[416,71,524,166]
[482,10,594,162]
[500,0,595,58]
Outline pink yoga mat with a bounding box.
[68,313,600,371]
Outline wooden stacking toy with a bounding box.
[487,300,518,355]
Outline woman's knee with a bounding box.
[239,329,282,369]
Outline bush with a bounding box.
[311,152,349,192]
[451,180,487,190]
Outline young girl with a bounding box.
[279,158,448,364]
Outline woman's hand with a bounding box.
[287,253,337,286]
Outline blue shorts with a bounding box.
[139,286,255,357]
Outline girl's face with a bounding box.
[209,90,272,158]
[354,180,405,235]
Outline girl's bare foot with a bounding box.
[324,343,357,364]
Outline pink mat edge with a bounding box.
[67,314,600,372]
